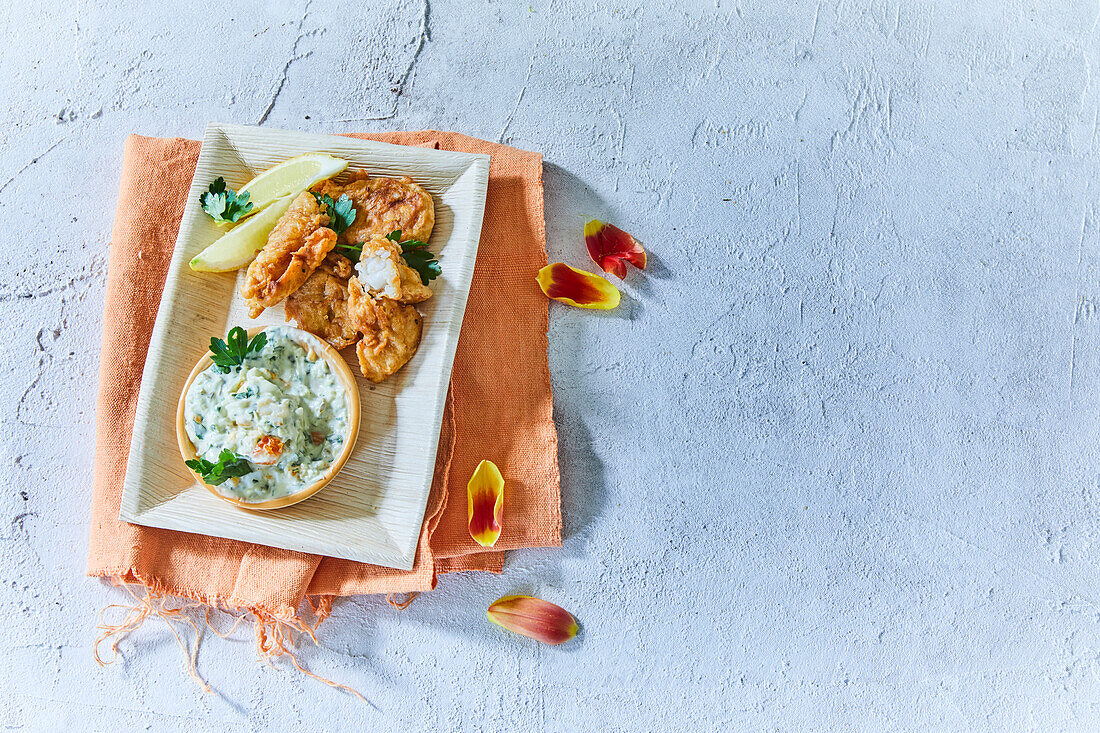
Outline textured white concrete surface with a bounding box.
[4,0,1100,729]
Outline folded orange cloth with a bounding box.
[87,131,561,617]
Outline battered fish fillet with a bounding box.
[347,278,423,383]
[240,192,337,317]
[353,236,433,304]
[284,269,359,349]
[317,170,435,245]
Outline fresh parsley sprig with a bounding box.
[388,230,442,285]
[186,449,253,486]
[209,326,267,373]
[312,192,356,235]
[200,177,254,224]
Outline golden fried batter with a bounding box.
[347,278,423,383]
[240,191,336,317]
[294,171,433,381]
[285,270,359,349]
[318,251,355,279]
[316,170,434,245]
[310,169,362,198]
[353,236,433,304]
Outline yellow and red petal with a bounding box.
[535,263,621,309]
[584,219,646,279]
[467,459,504,547]
[487,595,578,645]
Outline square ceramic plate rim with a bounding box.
[117,122,489,570]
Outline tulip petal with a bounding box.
[584,219,646,279]
[536,263,621,309]
[467,459,504,547]
[487,595,578,645]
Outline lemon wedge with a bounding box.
[239,153,347,212]
[189,194,296,272]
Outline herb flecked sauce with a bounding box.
[184,326,349,502]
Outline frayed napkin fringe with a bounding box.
[92,572,386,702]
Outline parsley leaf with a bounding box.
[186,448,253,486]
[208,326,267,373]
[312,192,356,235]
[200,177,254,224]
[400,241,443,285]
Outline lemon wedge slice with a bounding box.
[239,153,347,212]
[189,194,296,272]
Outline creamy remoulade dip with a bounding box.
[184,326,349,502]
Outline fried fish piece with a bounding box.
[347,278,423,383]
[318,251,355,279]
[284,269,359,349]
[316,170,435,245]
[310,170,358,199]
[353,236,433,304]
[240,191,337,317]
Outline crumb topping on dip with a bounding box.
[184,326,349,502]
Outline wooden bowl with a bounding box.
[176,326,360,510]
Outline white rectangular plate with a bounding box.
[118,122,490,570]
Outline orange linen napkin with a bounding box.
[88,131,561,619]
